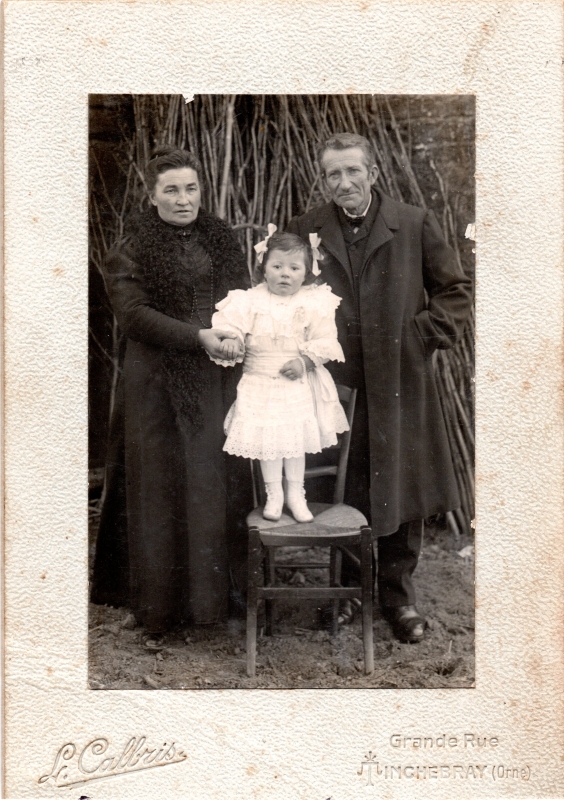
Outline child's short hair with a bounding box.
[253,231,316,285]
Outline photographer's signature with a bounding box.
[39,736,186,787]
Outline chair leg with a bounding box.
[264,547,275,637]
[329,547,342,636]
[360,527,374,675]
[246,528,263,677]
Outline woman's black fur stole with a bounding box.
[128,206,249,429]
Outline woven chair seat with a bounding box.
[246,503,368,547]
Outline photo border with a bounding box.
[4,2,564,797]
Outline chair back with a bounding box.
[330,385,357,504]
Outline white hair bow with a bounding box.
[309,233,322,276]
[254,223,277,264]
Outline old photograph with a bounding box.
[88,94,475,690]
[6,0,563,795]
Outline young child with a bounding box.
[210,227,349,523]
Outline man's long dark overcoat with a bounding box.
[288,189,473,536]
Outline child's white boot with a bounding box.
[286,481,314,523]
[263,482,284,521]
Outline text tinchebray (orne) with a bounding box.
[358,734,531,784]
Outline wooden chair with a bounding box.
[245,386,374,677]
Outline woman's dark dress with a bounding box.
[91,208,251,633]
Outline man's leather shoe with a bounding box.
[382,605,427,643]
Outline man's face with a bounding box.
[321,147,378,216]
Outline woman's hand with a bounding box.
[280,355,314,380]
[198,328,242,360]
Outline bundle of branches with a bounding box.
[89,94,475,536]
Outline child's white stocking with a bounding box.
[260,458,283,483]
[284,456,313,523]
[260,459,284,521]
[283,456,305,482]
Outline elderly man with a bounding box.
[287,132,472,643]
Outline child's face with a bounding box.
[264,248,307,296]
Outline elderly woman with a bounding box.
[91,145,251,648]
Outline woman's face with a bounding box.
[150,167,201,226]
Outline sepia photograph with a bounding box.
[88,94,476,690]
[5,1,563,796]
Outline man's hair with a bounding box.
[254,231,316,285]
[317,133,376,174]
[145,144,204,193]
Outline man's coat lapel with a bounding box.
[360,190,400,275]
[310,192,400,288]
[313,204,353,290]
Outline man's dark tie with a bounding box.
[347,215,365,228]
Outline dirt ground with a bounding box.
[89,520,474,690]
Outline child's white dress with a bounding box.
[211,282,349,461]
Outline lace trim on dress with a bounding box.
[300,339,345,364]
[209,352,245,367]
[223,413,324,460]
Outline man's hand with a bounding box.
[279,355,314,380]
[198,328,242,360]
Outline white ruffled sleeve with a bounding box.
[209,289,253,366]
[299,284,345,366]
